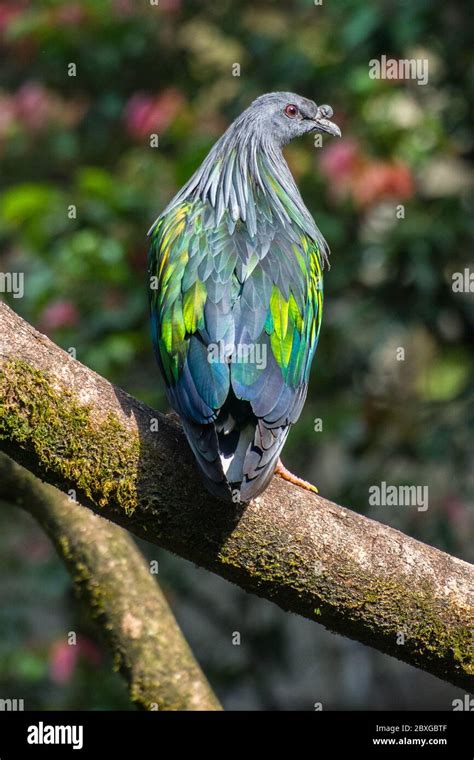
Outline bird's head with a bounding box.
[244,92,341,146]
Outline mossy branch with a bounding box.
[0,454,221,711]
[0,302,473,690]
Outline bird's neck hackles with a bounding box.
[153,114,328,259]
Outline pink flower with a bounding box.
[50,642,76,684]
[124,89,185,139]
[0,2,22,37]
[39,300,79,332]
[55,4,86,26]
[352,161,414,207]
[50,636,102,684]
[319,139,359,180]
[15,82,51,131]
[320,139,414,207]
[13,81,87,132]
[160,0,181,11]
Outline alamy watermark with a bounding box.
[0,272,24,298]
[452,268,474,293]
[369,55,429,86]
[207,342,267,370]
[369,481,429,512]
[452,695,474,711]
[27,722,83,750]
[0,698,24,711]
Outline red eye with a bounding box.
[284,104,299,118]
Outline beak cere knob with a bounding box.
[312,103,341,137]
[318,104,333,119]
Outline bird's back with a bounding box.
[148,110,327,502]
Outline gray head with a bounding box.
[235,92,341,147]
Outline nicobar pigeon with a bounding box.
[148,92,341,503]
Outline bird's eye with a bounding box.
[284,104,299,118]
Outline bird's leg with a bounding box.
[275,460,318,494]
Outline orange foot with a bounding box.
[275,460,318,494]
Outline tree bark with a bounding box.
[0,302,473,690]
[0,454,221,711]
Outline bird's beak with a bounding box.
[311,105,341,138]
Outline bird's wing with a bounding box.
[230,224,324,500]
[149,197,324,501]
[148,199,240,421]
[231,228,323,424]
[149,199,240,496]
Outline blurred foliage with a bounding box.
[0,0,472,710]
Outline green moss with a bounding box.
[1,359,471,688]
[365,593,378,603]
[0,359,139,514]
[218,529,473,680]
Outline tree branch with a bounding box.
[0,453,221,711]
[0,302,472,690]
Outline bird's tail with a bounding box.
[181,411,289,504]
[238,420,290,502]
[180,417,234,502]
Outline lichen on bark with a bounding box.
[0,301,473,692]
[0,454,221,711]
[0,359,139,514]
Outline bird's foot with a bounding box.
[275,460,318,494]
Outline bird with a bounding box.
[148,92,340,503]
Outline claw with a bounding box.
[275,460,318,494]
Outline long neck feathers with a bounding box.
[155,113,328,259]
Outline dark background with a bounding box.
[0,0,472,709]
